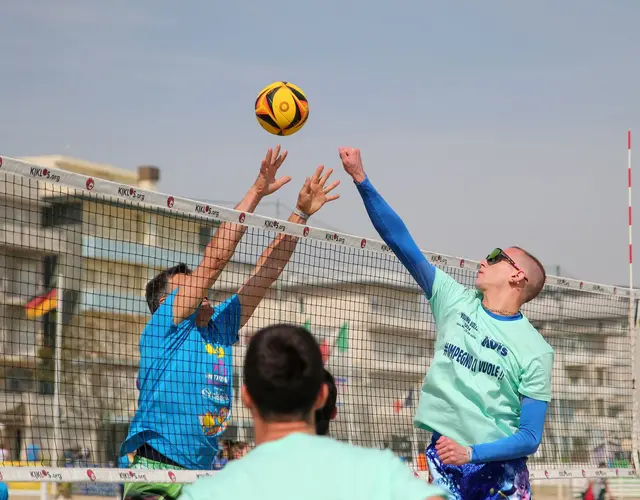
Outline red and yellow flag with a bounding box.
[25,289,57,319]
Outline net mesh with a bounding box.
[0,155,637,484]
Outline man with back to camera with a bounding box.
[179,324,446,500]
[121,146,341,500]
[340,147,554,499]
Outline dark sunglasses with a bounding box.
[486,248,528,282]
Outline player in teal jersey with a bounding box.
[180,324,446,500]
[340,147,554,500]
[121,147,340,500]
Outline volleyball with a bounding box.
[255,81,309,136]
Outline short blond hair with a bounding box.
[512,247,546,302]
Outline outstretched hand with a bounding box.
[338,147,366,183]
[435,436,471,466]
[252,145,291,198]
[296,166,340,217]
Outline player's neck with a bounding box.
[481,289,521,316]
[253,419,315,446]
[195,318,209,327]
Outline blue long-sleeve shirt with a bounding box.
[355,175,546,463]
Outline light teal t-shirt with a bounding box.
[415,269,554,446]
[180,433,446,500]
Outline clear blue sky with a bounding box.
[1,0,639,286]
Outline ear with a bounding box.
[241,385,254,411]
[313,383,329,410]
[509,270,526,284]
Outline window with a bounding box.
[38,381,54,395]
[38,313,55,396]
[198,225,211,250]
[6,368,34,393]
[198,223,221,251]
[595,399,605,417]
[556,399,575,419]
[565,366,585,385]
[43,255,57,288]
[586,338,606,353]
[105,423,130,465]
[608,405,624,418]
[41,202,83,227]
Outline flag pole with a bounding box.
[53,269,64,467]
[346,355,354,446]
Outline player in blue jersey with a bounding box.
[340,147,553,500]
[121,146,340,500]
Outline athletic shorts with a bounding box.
[122,456,184,500]
[425,438,532,500]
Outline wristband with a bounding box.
[293,207,310,221]
[467,446,473,463]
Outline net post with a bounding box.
[634,322,640,472]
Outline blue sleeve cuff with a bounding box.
[353,175,369,187]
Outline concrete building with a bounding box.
[0,156,160,466]
[0,155,635,471]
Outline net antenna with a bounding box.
[629,129,634,329]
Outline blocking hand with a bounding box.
[338,147,366,183]
[296,166,340,217]
[252,145,291,198]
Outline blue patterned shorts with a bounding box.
[425,438,532,500]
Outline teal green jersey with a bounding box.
[415,269,554,446]
[180,433,446,500]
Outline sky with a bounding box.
[1,0,639,287]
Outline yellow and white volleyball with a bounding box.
[255,81,309,136]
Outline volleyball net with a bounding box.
[0,154,638,485]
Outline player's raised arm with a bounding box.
[338,147,439,297]
[236,166,340,327]
[173,146,291,324]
